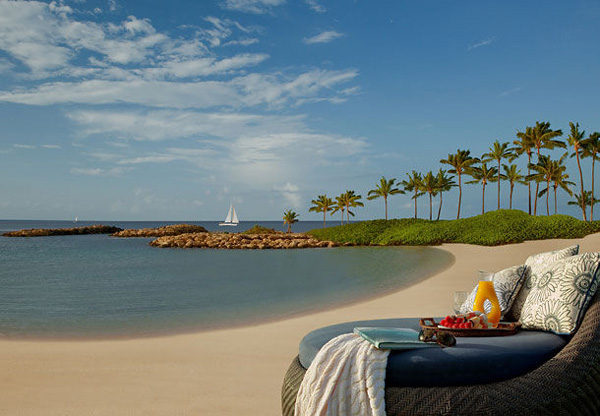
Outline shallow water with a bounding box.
[0,220,453,339]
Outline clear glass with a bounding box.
[453,291,470,314]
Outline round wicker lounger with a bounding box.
[281,292,600,415]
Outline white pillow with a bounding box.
[509,245,579,321]
[519,252,600,335]
[459,264,527,318]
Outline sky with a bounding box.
[0,0,599,221]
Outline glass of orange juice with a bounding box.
[473,280,501,327]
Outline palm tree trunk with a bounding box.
[341,209,344,225]
[534,148,541,216]
[384,196,388,221]
[429,193,432,220]
[457,172,462,219]
[546,179,550,216]
[592,153,596,221]
[527,153,532,215]
[497,159,501,210]
[323,210,326,228]
[576,148,588,221]
[414,190,418,219]
[437,192,443,221]
[482,183,486,215]
[554,185,558,215]
[509,183,514,209]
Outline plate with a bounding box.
[420,318,521,337]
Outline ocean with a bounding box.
[0,220,453,339]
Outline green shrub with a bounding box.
[242,225,279,234]
[308,210,600,246]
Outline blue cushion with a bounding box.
[298,318,568,387]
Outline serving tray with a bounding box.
[419,318,521,337]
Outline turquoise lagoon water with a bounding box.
[0,220,453,339]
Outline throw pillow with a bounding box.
[459,264,527,318]
[519,252,600,335]
[509,245,579,321]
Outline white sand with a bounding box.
[1,234,598,415]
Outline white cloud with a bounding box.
[0,68,357,109]
[13,144,36,149]
[41,144,61,149]
[273,182,302,208]
[70,166,131,176]
[303,30,344,45]
[499,87,522,98]
[67,109,307,141]
[70,108,368,199]
[467,37,496,51]
[222,0,285,14]
[305,0,326,13]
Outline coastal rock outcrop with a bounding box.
[112,224,208,237]
[2,225,123,237]
[149,232,338,249]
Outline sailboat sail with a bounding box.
[219,203,239,226]
[231,205,239,224]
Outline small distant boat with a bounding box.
[74,216,78,223]
[219,203,239,226]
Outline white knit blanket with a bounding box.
[295,333,390,416]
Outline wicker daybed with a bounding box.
[281,291,600,415]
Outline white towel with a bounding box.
[295,333,390,416]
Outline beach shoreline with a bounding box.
[1,234,599,415]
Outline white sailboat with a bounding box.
[219,203,239,226]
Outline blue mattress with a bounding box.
[298,317,568,387]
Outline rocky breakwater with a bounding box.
[112,224,208,237]
[3,225,123,237]
[149,232,339,249]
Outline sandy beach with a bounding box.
[1,234,599,415]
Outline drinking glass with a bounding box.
[453,291,469,314]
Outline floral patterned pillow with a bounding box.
[459,264,527,318]
[519,253,600,335]
[509,245,580,321]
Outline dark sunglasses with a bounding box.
[419,328,456,347]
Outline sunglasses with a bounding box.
[419,328,456,347]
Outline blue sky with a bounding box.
[1,0,599,221]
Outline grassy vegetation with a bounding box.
[308,210,600,246]
[241,224,280,234]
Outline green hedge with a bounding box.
[308,210,600,246]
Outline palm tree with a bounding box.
[308,194,334,228]
[440,149,479,219]
[566,122,587,221]
[511,127,535,214]
[331,194,346,225]
[401,171,423,219]
[283,209,299,233]
[435,169,456,221]
[482,140,513,210]
[502,164,527,210]
[582,132,600,221]
[568,191,597,219]
[340,190,363,223]
[548,155,574,215]
[421,171,439,220]
[466,162,499,215]
[367,176,404,220]
[529,121,564,215]
[528,155,558,216]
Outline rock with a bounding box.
[113,224,208,238]
[3,225,123,237]
[148,231,337,250]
